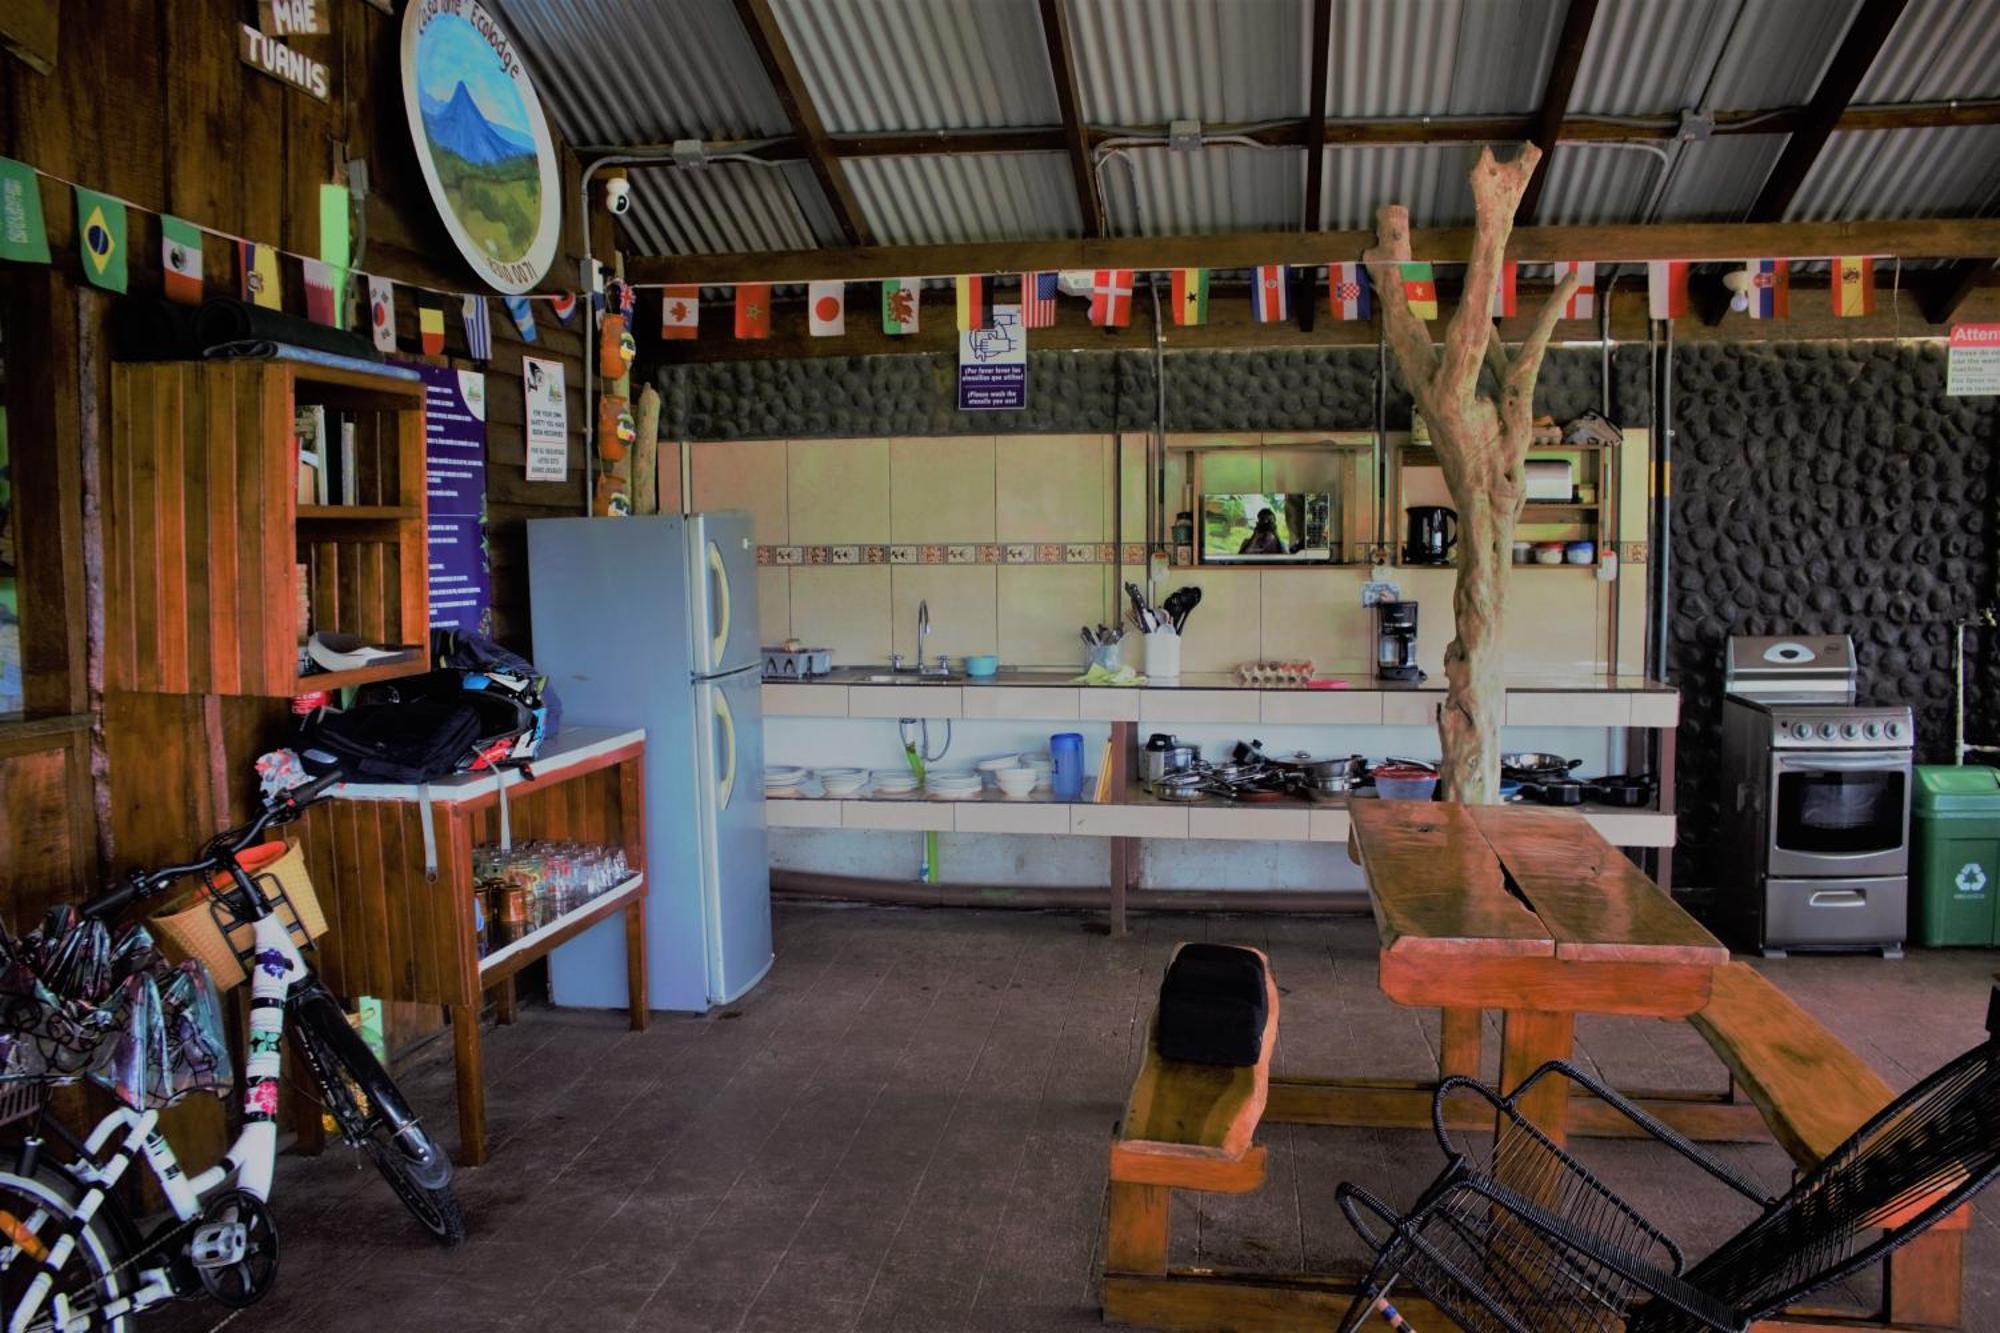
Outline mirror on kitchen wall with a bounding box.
[1161,436,1378,567]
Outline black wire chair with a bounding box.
[1334,986,2000,1332]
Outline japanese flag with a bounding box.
[368,276,397,353]
[808,280,845,337]
[660,285,699,340]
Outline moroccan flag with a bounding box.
[881,277,920,334]
[954,275,991,331]
[1832,257,1875,317]
[1555,261,1596,319]
[1251,264,1288,322]
[161,215,202,304]
[1171,269,1208,325]
[302,258,338,326]
[735,283,772,339]
[1020,271,1058,327]
[368,276,397,353]
[1745,259,1788,319]
[504,294,537,344]
[1489,262,1518,318]
[808,280,844,336]
[1087,269,1133,327]
[240,242,280,309]
[417,290,446,355]
[1400,263,1438,319]
[1647,260,1689,320]
[75,187,127,293]
[660,285,698,339]
[1328,263,1371,320]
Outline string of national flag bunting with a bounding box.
[686,258,1888,341]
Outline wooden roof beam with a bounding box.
[1747,0,1911,221]
[1037,0,1106,237]
[1300,0,1333,233]
[1919,258,1993,324]
[1517,0,1600,221]
[730,0,874,246]
[629,218,2000,286]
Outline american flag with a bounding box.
[1020,271,1058,328]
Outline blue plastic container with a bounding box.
[1050,732,1086,801]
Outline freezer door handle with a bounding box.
[707,540,732,668]
[1808,889,1867,908]
[714,686,737,810]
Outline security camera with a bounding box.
[604,175,632,215]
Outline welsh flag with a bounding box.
[882,277,920,334]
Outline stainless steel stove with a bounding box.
[1719,634,1912,957]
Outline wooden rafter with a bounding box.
[1747,0,1911,221]
[730,0,873,246]
[1920,258,1994,324]
[629,217,2000,286]
[1516,0,1600,221]
[1300,0,1333,233]
[1037,0,1105,237]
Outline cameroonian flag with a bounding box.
[882,277,920,335]
[161,215,203,304]
[1400,263,1438,320]
[417,290,446,355]
[1832,257,1875,318]
[1171,269,1208,325]
[74,187,127,293]
[955,275,991,331]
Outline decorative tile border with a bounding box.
[761,541,1123,566]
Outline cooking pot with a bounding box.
[1585,774,1656,808]
[1141,742,1199,786]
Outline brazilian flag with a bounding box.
[74,187,127,293]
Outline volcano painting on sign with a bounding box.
[401,0,560,294]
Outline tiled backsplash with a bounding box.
[759,542,1138,566]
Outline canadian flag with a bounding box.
[808,280,845,337]
[660,284,699,340]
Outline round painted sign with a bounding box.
[401,0,560,294]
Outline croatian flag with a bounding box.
[1327,263,1371,320]
[1020,271,1059,328]
[1252,264,1289,322]
[1746,259,1789,319]
[1088,269,1133,327]
[1556,261,1596,319]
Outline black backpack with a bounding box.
[298,693,484,785]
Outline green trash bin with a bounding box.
[1913,765,2000,947]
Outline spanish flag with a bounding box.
[955,274,991,331]
[1171,268,1208,325]
[1832,257,1875,318]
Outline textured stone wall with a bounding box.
[1667,342,2000,889]
[655,345,1650,439]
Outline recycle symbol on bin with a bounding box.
[1958,862,1989,895]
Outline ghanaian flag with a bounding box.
[1171,269,1208,325]
[1832,257,1875,318]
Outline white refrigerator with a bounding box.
[527,513,773,1011]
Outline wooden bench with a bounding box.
[1105,945,1280,1279]
[1691,962,1970,1328]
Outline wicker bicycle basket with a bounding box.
[148,840,328,991]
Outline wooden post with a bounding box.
[1105,1181,1170,1275]
[450,1002,487,1167]
[1364,146,1579,802]
[1885,1226,1964,1326]
[1440,1007,1483,1078]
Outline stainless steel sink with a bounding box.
[858,673,956,683]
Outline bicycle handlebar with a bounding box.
[78,769,346,921]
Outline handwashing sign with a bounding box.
[958,304,1025,411]
[1947,324,2000,396]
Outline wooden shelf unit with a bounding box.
[1391,440,1616,569]
[107,361,428,698]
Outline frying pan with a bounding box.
[1524,778,1587,806]
[1585,774,1656,808]
[1501,752,1583,781]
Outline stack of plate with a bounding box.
[764,766,808,799]
[816,767,867,798]
[1018,753,1056,790]
[975,754,1021,788]
[870,768,920,796]
[925,771,984,800]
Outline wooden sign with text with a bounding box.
[257,0,330,37]
[240,23,330,100]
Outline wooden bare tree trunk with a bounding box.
[1365,147,1578,803]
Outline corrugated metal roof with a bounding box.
[1787,126,2000,221]
[1104,144,1300,236]
[1856,0,2000,101]
[1327,0,1563,117]
[622,163,839,257]
[1067,0,1310,125]
[1316,144,1482,230]
[771,0,1058,132]
[847,154,1081,243]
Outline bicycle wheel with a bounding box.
[287,989,465,1246]
[0,1162,132,1331]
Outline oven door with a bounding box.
[1767,751,1911,878]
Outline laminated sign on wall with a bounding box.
[523,355,568,481]
[1947,324,2000,396]
[958,303,1025,411]
[401,363,491,634]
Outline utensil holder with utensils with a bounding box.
[1145,629,1181,680]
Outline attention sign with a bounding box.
[1947,323,2000,397]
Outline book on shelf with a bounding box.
[294,404,329,506]
[339,417,358,506]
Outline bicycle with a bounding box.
[0,771,464,1332]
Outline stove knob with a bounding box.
[1885,720,1904,741]
[1840,722,1860,740]
[1819,722,1839,740]
[1790,722,1814,741]
[1863,721,1882,740]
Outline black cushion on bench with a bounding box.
[1157,944,1269,1067]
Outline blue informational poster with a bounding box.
[958,304,1026,411]
[400,362,493,634]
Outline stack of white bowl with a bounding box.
[924,771,984,800]
[764,766,808,799]
[870,768,920,796]
[815,767,866,798]
[993,767,1038,799]
[1018,753,1055,790]
[975,754,1021,788]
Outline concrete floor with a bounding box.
[159,903,2000,1332]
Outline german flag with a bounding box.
[955,275,991,331]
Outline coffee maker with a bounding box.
[1374,601,1422,682]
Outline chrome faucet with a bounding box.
[915,600,950,676]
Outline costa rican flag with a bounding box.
[1555,261,1596,319]
[1252,264,1289,322]
[1746,259,1789,319]
[1327,263,1371,320]
[1088,269,1133,327]
[1020,271,1059,327]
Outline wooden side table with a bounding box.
[293,726,649,1164]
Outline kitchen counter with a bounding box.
[784,666,1674,694]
